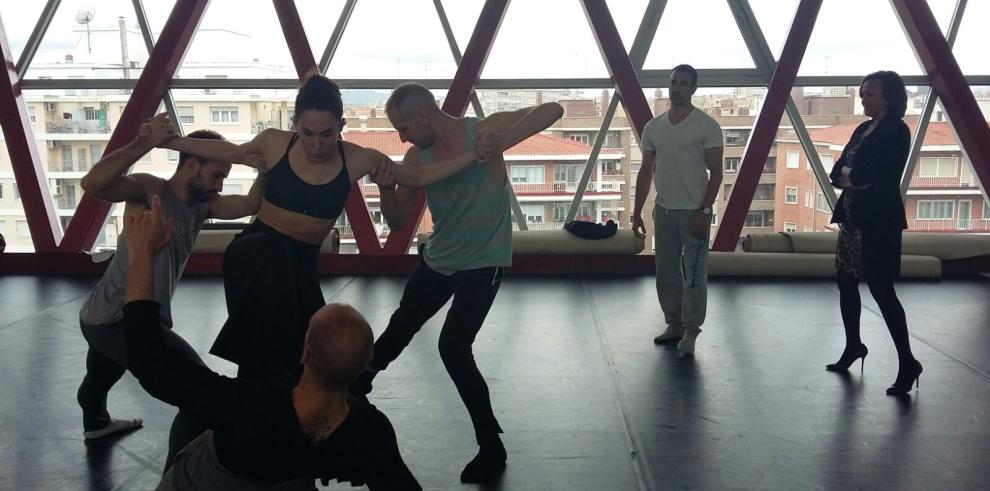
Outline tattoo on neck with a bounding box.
[306,414,335,443]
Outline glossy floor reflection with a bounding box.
[1,275,989,490]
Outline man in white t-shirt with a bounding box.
[632,64,724,354]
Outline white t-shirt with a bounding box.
[640,108,723,210]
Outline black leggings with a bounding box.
[837,271,914,364]
[76,319,208,471]
[371,262,505,446]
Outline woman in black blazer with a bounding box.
[825,71,922,395]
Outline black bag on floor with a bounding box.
[564,219,617,240]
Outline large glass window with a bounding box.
[0,1,984,256]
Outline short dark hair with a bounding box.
[306,304,374,389]
[386,82,439,120]
[293,74,345,124]
[178,129,224,168]
[672,64,698,87]
[861,70,907,119]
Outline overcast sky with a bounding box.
[1,0,985,84]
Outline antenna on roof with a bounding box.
[75,8,96,54]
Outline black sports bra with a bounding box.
[263,134,350,219]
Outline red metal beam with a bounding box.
[274,0,383,254]
[891,0,990,200]
[0,252,657,276]
[58,0,210,252]
[272,0,317,79]
[6,250,985,277]
[579,0,652,137]
[381,0,511,254]
[0,15,60,251]
[711,0,823,251]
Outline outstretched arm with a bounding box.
[80,113,174,203]
[391,151,476,188]
[162,124,272,170]
[374,147,420,230]
[476,102,564,156]
[362,148,476,189]
[363,149,476,228]
[208,172,266,220]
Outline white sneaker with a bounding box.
[653,325,684,345]
[677,329,701,354]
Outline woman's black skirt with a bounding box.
[210,220,324,379]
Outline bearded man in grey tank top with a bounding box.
[350,82,563,484]
[76,113,264,445]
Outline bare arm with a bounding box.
[686,146,723,237]
[631,150,655,238]
[477,102,564,152]
[376,147,421,230]
[472,103,563,185]
[162,128,272,170]
[207,172,266,220]
[391,151,476,188]
[124,195,172,303]
[81,114,173,202]
[360,148,475,191]
[701,147,723,210]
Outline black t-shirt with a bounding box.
[123,300,420,490]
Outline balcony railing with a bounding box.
[334,223,393,240]
[512,221,567,231]
[907,218,990,232]
[511,180,623,194]
[46,121,109,134]
[361,180,625,197]
[910,176,978,188]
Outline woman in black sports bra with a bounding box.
[160,74,479,381]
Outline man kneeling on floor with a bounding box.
[120,195,421,490]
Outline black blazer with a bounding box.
[829,116,910,230]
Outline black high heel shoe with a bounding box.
[825,344,869,372]
[886,359,923,395]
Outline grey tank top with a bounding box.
[158,431,313,490]
[422,118,512,275]
[79,184,209,327]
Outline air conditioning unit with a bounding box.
[44,102,56,112]
[51,179,63,195]
[46,140,58,149]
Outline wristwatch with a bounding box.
[701,206,712,215]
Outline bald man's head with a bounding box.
[303,303,374,389]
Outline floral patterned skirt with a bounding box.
[835,222,864,278]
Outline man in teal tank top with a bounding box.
[352,82,562,483]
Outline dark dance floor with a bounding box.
[2,274,990,490]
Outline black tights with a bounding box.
[369,262,505,446]
[837,271,914,364]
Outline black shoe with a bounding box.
[460,442,507,483]
[886,359,923,395]
[825,344,869,372]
